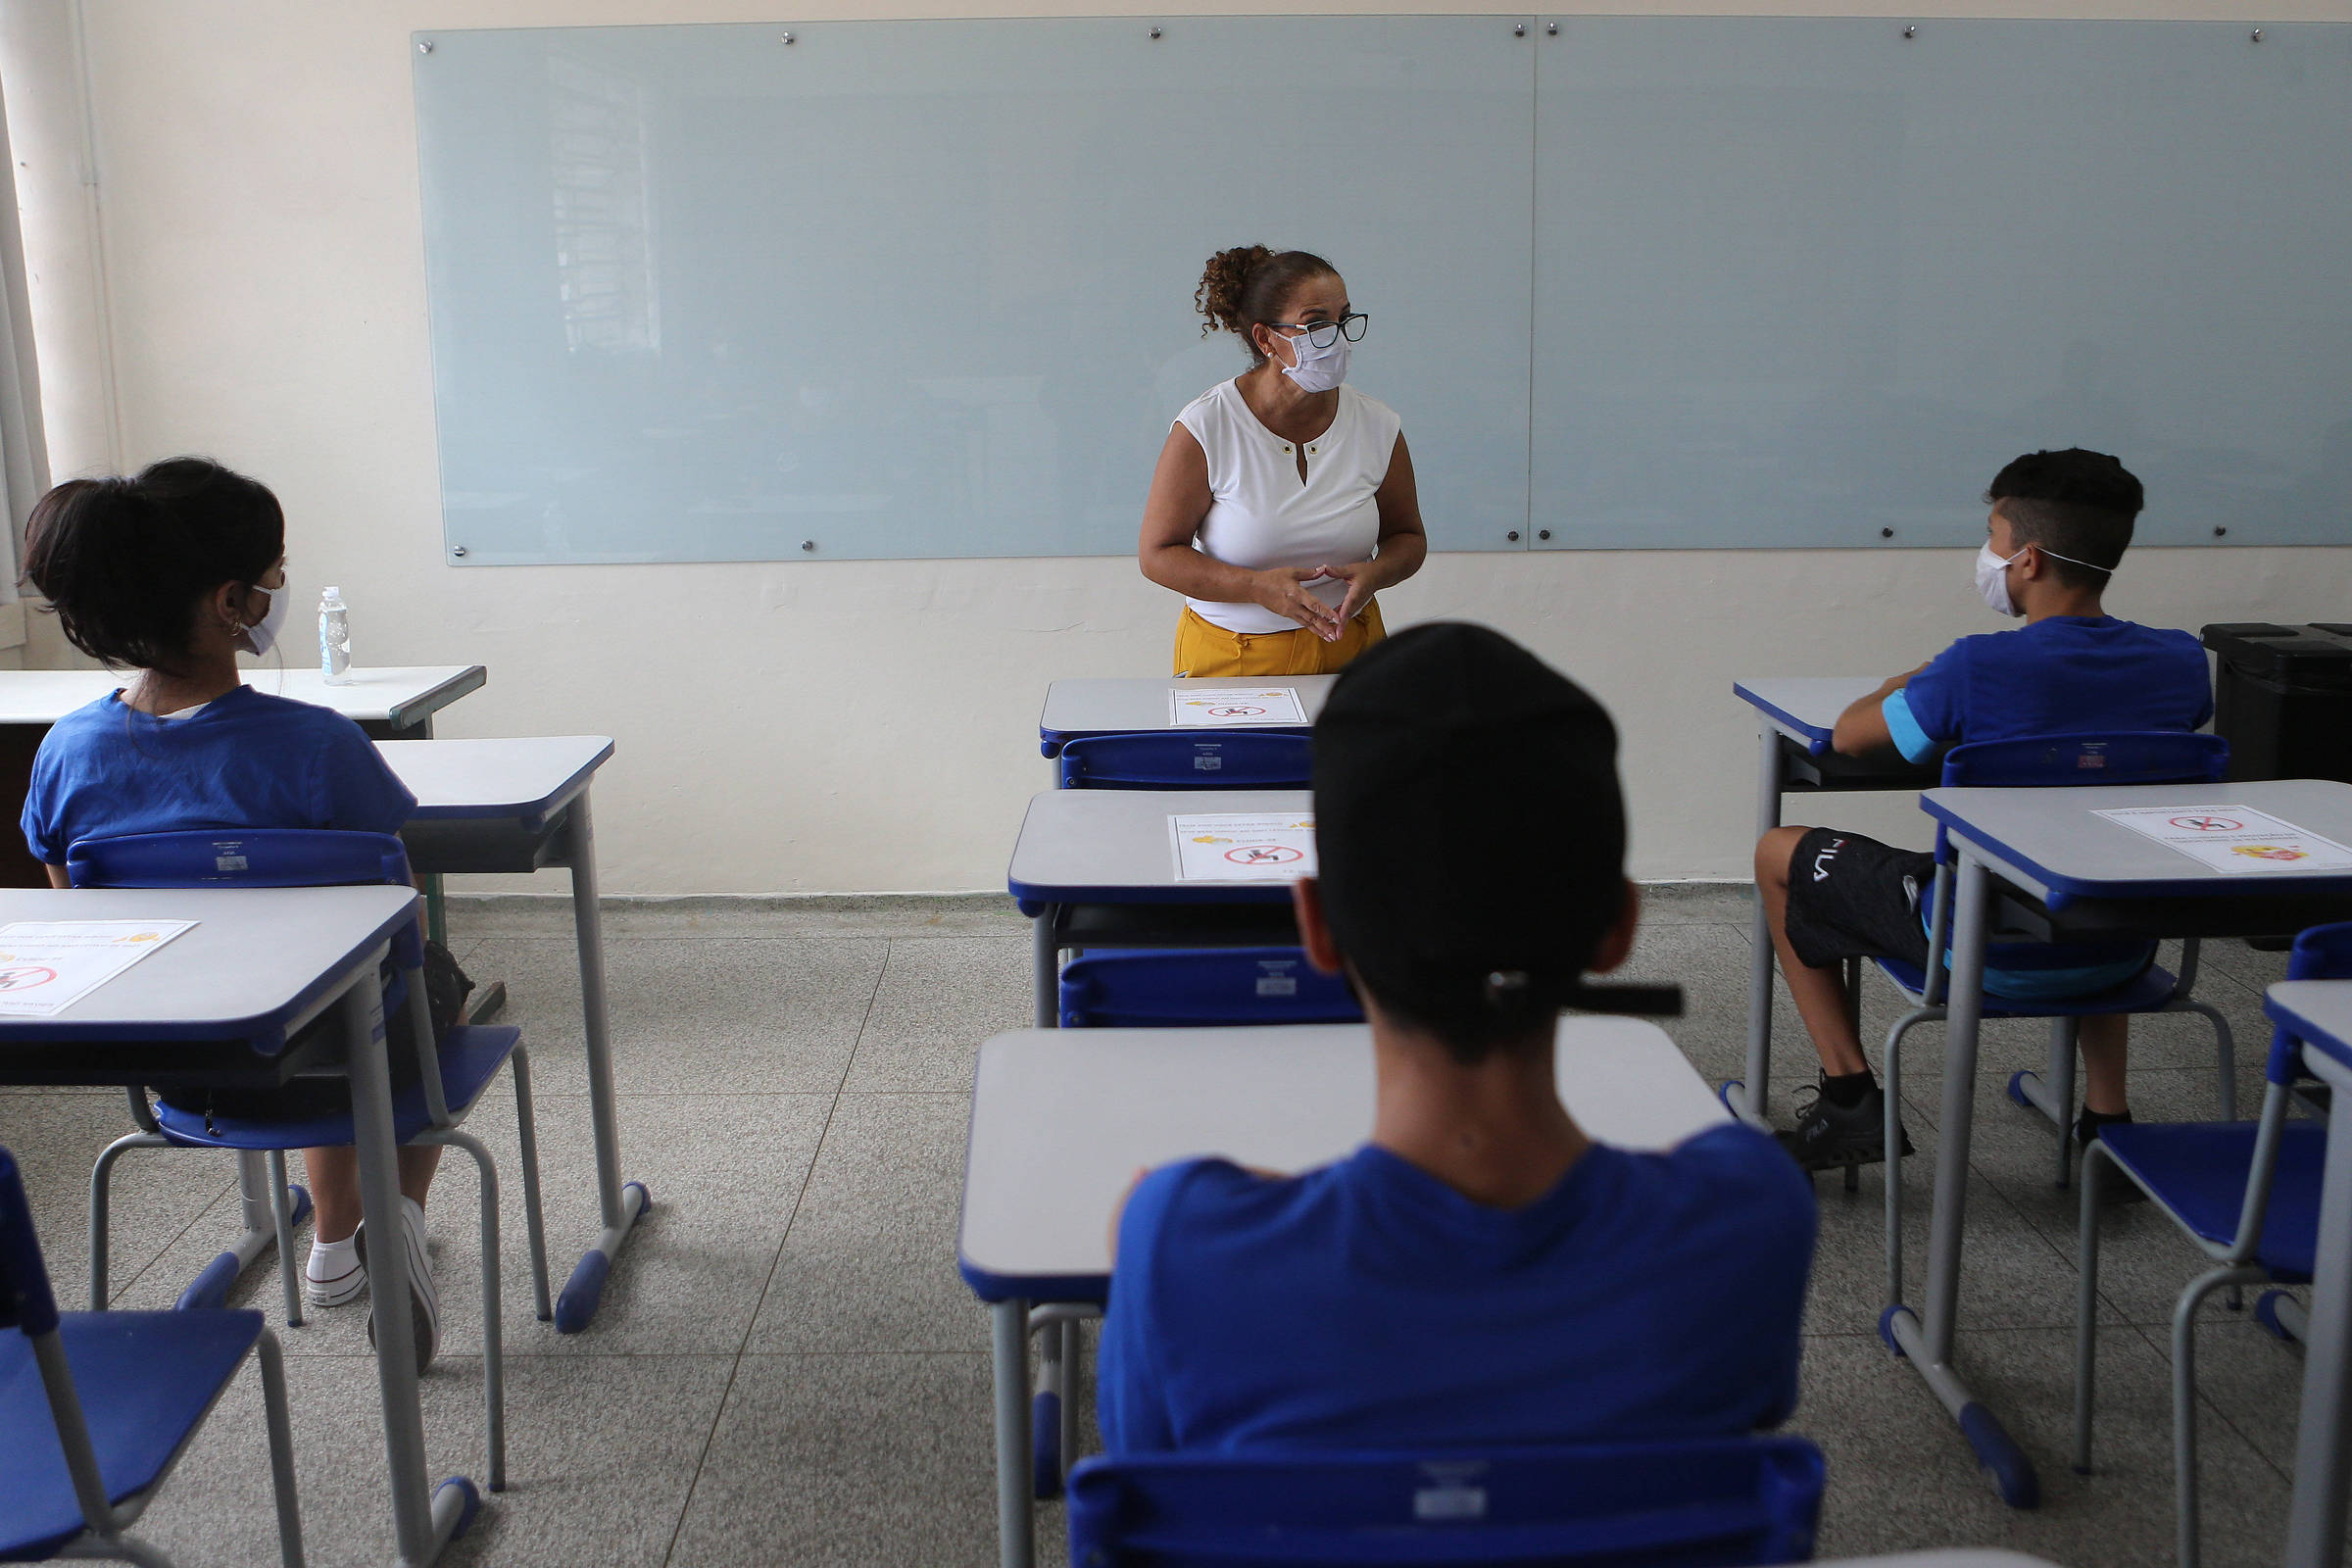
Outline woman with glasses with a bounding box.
[1139,246,1427,676]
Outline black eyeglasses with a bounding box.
[1272,314,1369,350]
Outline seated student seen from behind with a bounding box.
[1098,622,1816,1453]
[21,458,468,1371]
[1756,448,2212,1173]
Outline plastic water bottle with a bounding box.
[318,587,353,685]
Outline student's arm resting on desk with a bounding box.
[1137,423,1343,638]
[1830,661,1937,761]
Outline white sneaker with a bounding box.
[305,1238,367,1307]
[355,1197,439,1373]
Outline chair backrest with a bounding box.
[66,828,414,891]
[1059,948,1363,1029]
[1059,732,1313,791]
[2267,921,2352,1084]
[1937,731,2229,789]
[1064,1437,1826,1567]
[0,1146,59,1339]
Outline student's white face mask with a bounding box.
[239,585,289,657]
[1974,542,2026,618]
[1278,329,1349,394]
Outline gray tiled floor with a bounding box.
[0,888,2328,1566]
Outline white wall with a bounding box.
[7,0,2349,893]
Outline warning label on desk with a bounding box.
[2092,804,2352,875]
[1170,812,1317,882]
[1169,687,1306,727]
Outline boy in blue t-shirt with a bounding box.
[1755,449,2213,1172]
[1098,623,1816,1456]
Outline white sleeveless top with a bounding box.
[1173,379,1402,635]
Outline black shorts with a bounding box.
[1782,829,1936,971]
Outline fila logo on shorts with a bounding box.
[1811,837,1846,883]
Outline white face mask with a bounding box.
[1974,542,2026,617]
[238,586,288,657]
[1277,329,1349,394]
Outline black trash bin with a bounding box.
[2200,622,2352,784]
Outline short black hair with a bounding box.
[1984,448,2143,591]
[24,458,284,672]
[1312,623,1625,1065]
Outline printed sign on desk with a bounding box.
[0,920,197,1016]
[1169,812,1317,882]
[1169,687,1307,727]
[2092,804,2352,875]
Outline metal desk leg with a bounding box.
[1032,908,1059,1030]
[1729,721,1782,1128]
[345,966,479,1564]
[2286,1049,2352,1567]
[553,789,648,1334]
[1883,852,2039,1508]
[175,1149,314,1315]
[993,1298,1037,1568]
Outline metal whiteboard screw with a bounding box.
[1545,22,1558,35]
[2215,526,2230,537]
[1506,529,1521,542]
[1513,24,1526,37]
[801,539,816,552]
[781,30,796,44]
[1537,528,1552,540]
[1148,26,1161,39]
[2251,27,2263,41]
[416,38,434,54]
[1902,25,1917,39]
[450,545,467,558]
[1882,526,1894,538]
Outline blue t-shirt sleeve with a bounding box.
[313,719,416,835]
[1889,642,1968,760]
[1097,1160,1208,1455]
[1680,1125,1817,1429]
[21,745,65,865]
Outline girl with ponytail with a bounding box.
[1140,246,1426,675]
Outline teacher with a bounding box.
[1139,246,1427,677]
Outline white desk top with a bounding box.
[375,736,613,821]
[0,884,416,1040]
[1732,676,1883,747]
[958,1017,1728,1291]
[1007,787,1310,903]
[2268,980,2352,1071]
[1040,675,1336,743]
[1924,779,2352,903]
[0,666,485,728]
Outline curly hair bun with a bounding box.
[1195,244,1276,338]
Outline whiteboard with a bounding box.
[413,18,1536,564]
[1531,18,2352,552]
[415,18,2352,562]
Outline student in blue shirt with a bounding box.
[20,458,464,1369]
[1755,449,2212,1173]
[1098,622,1816,1455]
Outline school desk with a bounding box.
[1006,787,1306,1027]
[957,1017,1728,1568]
[1890,780,2352,1512]
[0,883,480,1566]
[1728,677,1936,1127]
[2263,979,2352,1568]
[1037,674,1336,759]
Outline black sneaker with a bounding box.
[2075,1112,2147,1205]
[1781,1079,1915,1172]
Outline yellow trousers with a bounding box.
[1172,600,1387,678]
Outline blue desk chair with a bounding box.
[72,830,550,1493]
[1056,731,1312,792]
[2073,920,2352,1568]
[1876,733,2237,1299]
[1,1145,306,1567]
[1064,1436,1827,1567]
[1058,948,1361,1029]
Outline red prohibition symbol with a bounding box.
[2169,814,2243,833]
[1206,705,1268,718]
[0,965,57,991]
[1224,844,1304,866]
